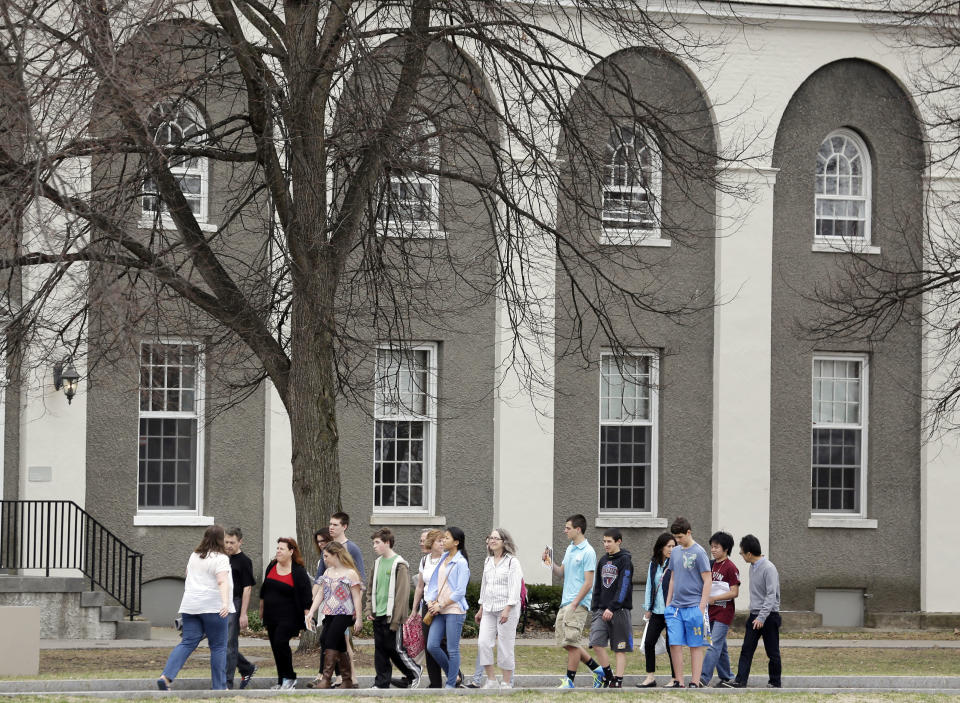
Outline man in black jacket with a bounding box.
[589,528,633,688]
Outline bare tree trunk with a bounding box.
[286,266,341,651]
[287,267,342,558]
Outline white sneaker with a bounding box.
[483,680,500,689]
[280,678,297,690]
[500,681,514,689]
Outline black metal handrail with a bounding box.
[0,500,143,619]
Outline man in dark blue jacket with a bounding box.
[589,528,633,688]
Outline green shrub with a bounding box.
[523,583,564,628]
[245,610,264,633]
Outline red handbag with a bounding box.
[402,612,425,658]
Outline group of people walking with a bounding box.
[154,513,781,691]
[546,514,782,690]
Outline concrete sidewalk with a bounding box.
[37,627,960,650]
[3,674,960,696]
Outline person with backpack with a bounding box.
[474,527,524,689]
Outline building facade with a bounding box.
[2,1,958,626]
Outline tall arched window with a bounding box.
[142,100,208,222]
[602,124,661,237]
[815,129,870,242]
[379,113,439,232]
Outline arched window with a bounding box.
[602,124,661,236]
[815,129,870,242]
[379,113,439,231]
[142,100,208,222]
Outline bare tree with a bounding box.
[0,1,751,557]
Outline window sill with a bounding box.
[601,229,670,247]
[139,217,218,233]
[595,515,667,528]
[134,514,215,526]
[379,224,446,239]
[812,239,880,255]
[369,514,446,526]
[808,516,877,529]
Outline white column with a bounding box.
[492,153,557,585]
[263,381,296,574]
[712,166,777,602]
[920,175,960,613]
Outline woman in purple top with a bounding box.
[305,542,363,688]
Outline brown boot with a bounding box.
[338,651,358,689]
[311,649,338,689]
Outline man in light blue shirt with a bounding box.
[542,514,605,688]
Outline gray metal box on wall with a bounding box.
[815,588,864,627]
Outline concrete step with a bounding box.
[80,591,106,608]
[115,620,152,640]
[99,606,123,623]
[0,576,85,593]
[2,675,960,694]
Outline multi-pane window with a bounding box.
[142,100,208,221]
[138,342,202,511]
[812,356,866,513]
[815,129,870,241]
[379,114,439,230]
[602,125,661,234]
[374,345,436,511]
[599,353,657,513]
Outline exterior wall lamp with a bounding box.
[53,359,80,404]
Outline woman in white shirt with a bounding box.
[474,527,523,689]
[157,525,234,690]
[412,529,445,687]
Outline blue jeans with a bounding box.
[426,613,467,688]
[226,598,255,685]
[162,612,230,689]
[701,620,731,685]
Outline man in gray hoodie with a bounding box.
[719,534,781,689]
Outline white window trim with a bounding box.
[597,350,659,517]
[379,171,442,238]
[602,229,672,248]
[135,337,207,522]
[141,101,211,226]
[807,516,877,529]
[372,341,438,517]
[601,125,664,246]
[814,128,874,253]
[379,219,446,240]
[811,352,869,519]
[138,216,218,234]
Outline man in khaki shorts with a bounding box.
[542,514,605,688]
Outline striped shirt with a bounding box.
[478,554,523,612]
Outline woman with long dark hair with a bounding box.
[305,541,364,689]
[157,525,234,691]
[259,537,313,690]
[637,532,679,688]
[425,526,470,689]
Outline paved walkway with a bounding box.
[3,675,960,696]
[37,627,960,650]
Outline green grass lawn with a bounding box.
[6,643,960,681]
